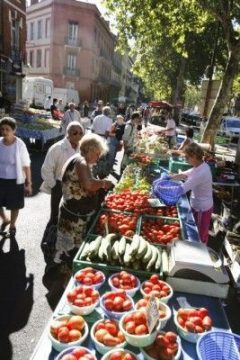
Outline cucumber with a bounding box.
[142,242,152,263]
[129,234,140,256]
[123,243,132,267]
[118,236,126,256]
[155,247,162,270]
[162,250,169,274]
[136,236,148,259]
[111,240,119,260]
[79,242,90,260]
[88,235,102,260]
[146,245,158,271]
[98,233,116,262]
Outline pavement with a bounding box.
[0,141,239,360]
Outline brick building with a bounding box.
[0,0,27,107]
[26,0,122,104]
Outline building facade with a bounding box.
[0,0,27,107]
[26,0,124,104]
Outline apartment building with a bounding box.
[26,0,123,104]
[0,0,27,106]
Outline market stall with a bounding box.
[30,158,238,360]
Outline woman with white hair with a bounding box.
[54,133,113,264]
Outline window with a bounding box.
[67,54,76,69]
[68,21,78,40]
[29,50,34,67]
[30,22,34,41]
[11,18,20,47]
[36,49,41,67]
[45,18,50,38]
[37,20,42,39]
[44,49,49,67]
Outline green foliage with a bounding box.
[184,84,201,109]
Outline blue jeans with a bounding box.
[108,137,119,169]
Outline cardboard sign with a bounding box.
[146,295,159,333]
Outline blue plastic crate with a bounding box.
[197,330,240,360]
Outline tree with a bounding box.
[105,0,240,149]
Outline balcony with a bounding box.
[99,48,111,61]
[64,37,82,47]
[63,67,80,77]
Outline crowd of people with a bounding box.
[0,99,214,275]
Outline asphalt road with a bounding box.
[0,149,69,360]
[0,144,239,360]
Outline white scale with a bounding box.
[166,241,230,299]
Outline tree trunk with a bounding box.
[201,47,240,148]
[172,57,186,124]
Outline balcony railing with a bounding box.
[64,37,82,47]
[63,67,80,76]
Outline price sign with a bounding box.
[146,295,159,333]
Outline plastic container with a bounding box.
[119,310,158,348]
[48,315,89,352]
[56,346,97,360]
[100,292,135,320]
[90,319,127,355]
[140,281,173,304]
[197,330,240,360]
[174,312,210,344]
[68,297,99,316]
[152,179,183,206]
[140,332,182,360]
[74,268,106,289]
[108,273,141,297]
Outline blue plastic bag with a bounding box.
[152,175,183,206]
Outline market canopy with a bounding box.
[149,100,173,109]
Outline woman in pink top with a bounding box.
[171,143,213,244]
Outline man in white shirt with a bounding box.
[61,103,82,134]
[41,121,84,225]
[92,106,112,138]
[159,112,177,149]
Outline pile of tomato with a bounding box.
[96,212,138,237]
[141,218,180,245]
[105,191,151,213]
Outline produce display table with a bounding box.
[30,277,230,360]
[16,125,63,150]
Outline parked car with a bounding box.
[219,116,240,139]
[180,111,202,127]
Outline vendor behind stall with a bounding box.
[170,143,213,244]
[158,111,177,149]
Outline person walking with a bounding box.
[0,117,32,237]
[41,121,84,226]
[92,106,112,138]
[107,115,125,171]
[159,111,177,149]
[61,103,82,134]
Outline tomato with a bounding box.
[199,307,208,319]
[189,316,203,326]
[67,289,78,303]
[113,296,124,311]
[122,299,133,311]
[68,315,85,331]
[109,351,123,360]
[149,274,160,284]
[185,321,195,332]
[165,331,177,343]
[177,308,189,320]
[202,316,212,330]
[68,329,81,342]
[136,299,148,309]
[72,348,87,358]
[58,326,70,342]
[124,313,134,324]
[95,329,108,342]
[133,311,146,326]
[104,299,114,311]
[177,316,185,327]
[135,324,148,335]
[195,325,205,333]
[124,354,136,360]
[125,321,136,334]
[156,334,170,347]
[103,333,119,346]
[61,355,77,360]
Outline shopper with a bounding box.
[0,117,32,237]
[92,106,112,138]
[107,115,125,170]
[159,111,177,149]
[61,103,82,134]
[41,121,84,226]
[170,142,213,244]
[54,134,113,264]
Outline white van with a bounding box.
[53,88,80,108]
[22,76,53,108]
[219,116,240,138]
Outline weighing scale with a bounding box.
[166,241,230,298]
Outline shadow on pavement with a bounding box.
[29,151,46,196]
[0,235,34,360]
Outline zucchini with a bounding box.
[136,236,148,259]
[98,233,116,262]
[111,240,119,260]
[155,247,162,271]
[129,234,140,256]
[79,242,90,260]
[123,243,132,267]
[88,235,102,260]
[142,242,152,263]
[146,245,158,271]
[162,250,169,274]
[118,236,126,256]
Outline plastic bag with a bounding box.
[152,174,183,206]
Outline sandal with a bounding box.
[0,221,10,235]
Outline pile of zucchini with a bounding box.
[79,233,162,272]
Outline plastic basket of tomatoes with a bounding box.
[137,215,183,246]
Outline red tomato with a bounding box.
[125,321,136,334]
[199,307,208,319]
[113,296,124,311]
[122,299,133,311]
[135,324,148,335]
[150,274,160,284]
[72,348,87,358]
[202,316,212,330]
[165,331,177,343]
[61,355,77,360]
[58,326,70,342]
[108,351,123,360]
[105,322,118,337]
[133,311,146,326]
[68,329,81,342]
[104,299,114,311]
[185,321,195,332]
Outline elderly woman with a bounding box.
[0,117,32,237]
[171,143,213,244]
[54,133,113,263]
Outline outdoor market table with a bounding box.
[30,277,230,360]
[16,126,64,150]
